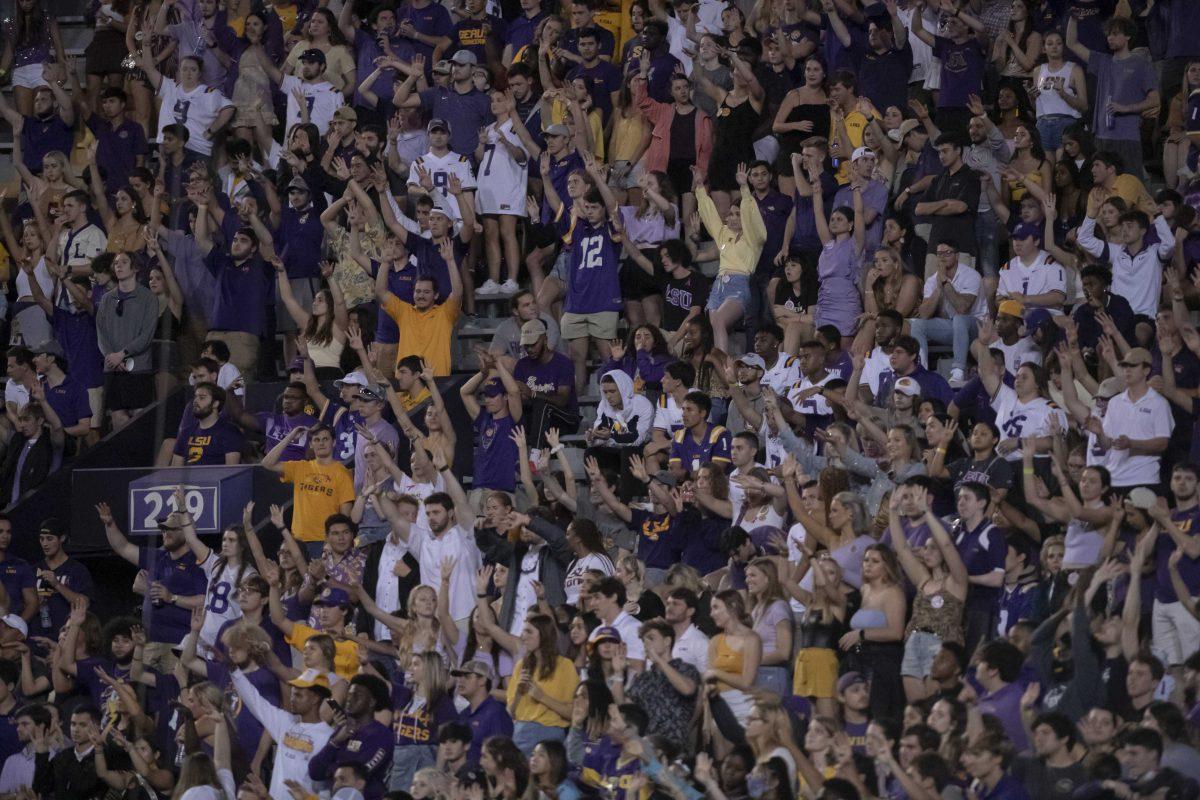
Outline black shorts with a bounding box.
[619,248,664,300]
[104,371,155,412]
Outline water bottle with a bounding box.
[36,577,51,631]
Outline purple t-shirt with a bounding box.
[1156,507,1200,603]
[932,36,985,109]
[977,681,1030,752]
[139,547,207,645]
[513,352,578,415]
[569,59,622,120]
[206,661,280,760]
[1088,51,1157,141]
[258,411,319,462]
[33,557,93,639]
[754,190,795,277]
[0,556,35,619]
[417,86,494,157]
[397,1,453,67]
[472,409,518,492]
[629,509,675,570]
[172,417,245,465]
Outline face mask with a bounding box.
[747,774,769,796]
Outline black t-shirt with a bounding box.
[927,165,982,256]
[669,108,697,163]
[773,280,807,314]
[1013,755,1090,800]
[662,270,711,331]
[948,454,1015,494]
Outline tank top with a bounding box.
[1035,62,1080,119]
[306,336,345,370]
[1064,515,1104,569]
[906,578,964,643]
[712,634,745,691]
[778,98,832,152]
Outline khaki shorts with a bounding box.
[560,311,619,340]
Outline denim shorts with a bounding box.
[706,273,752,311]
[1036,114,1078,152]
[550,248,571,282]
[901,630,944,678]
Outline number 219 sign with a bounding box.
[128,484,219,535]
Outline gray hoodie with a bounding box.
[95,284,160,374]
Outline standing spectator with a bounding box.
[95,252,158,430]
[394,50,493,158]
[139,52,234,157]
[32,705,104,800]
[262,424,356,554]
[1066,15,1159,180]
[458,353,523,497]
[29,340,92,446]
[910,3,986,135]
[1095,348,1173,490]
[376,234,463,377]
[915,134,982,279]
[31,520,92,641]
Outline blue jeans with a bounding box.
[974,209,999,277]
[390,744,435,791]
[512,721,566,756]
[909,315,977,372]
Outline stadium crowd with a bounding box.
[0,0,1199,798]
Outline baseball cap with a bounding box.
[31,339,64,359]
[356,384,388,404]
[432,60,452,75]
[1011,222,1042,242]
[1118,347,1153,368]
[898,119,923,140]
[333,106,357,123]
[1095,376,1124,399]
[1127,487,1158,511]
[287,175,310,193]
[481,380,506,397]
[519,319,548,345]
[332,789,365,800]
[429,200,454,219]
[450,659,497,682]
[543,123,570,138]
[851,146,876,162]
[314,587,351,607]
[287,356,306,373]
[893,376,920,397]
[997,299,1024,319]
[736,353,767,371]
[0,614,27,638]
[298,48,326,64]
[427,118,452,134]
[653,469,678,488]
[588,626,622,648]
[288,668,333,689]
[836,671,869,693]
[335,370,369,390]
[451,50,478,65]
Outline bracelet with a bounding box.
[550,445,564,455]
[476,592,489,598]
[438,465,450,472]
[936,447,946,455]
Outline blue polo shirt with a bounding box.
[277,205,325,280]
[204,248,274,336]
[953,520,1006,612]
[459,695,514,763]
[42,375,92,430]
[86,113,149,189]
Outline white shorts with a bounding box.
[12,64,48,90]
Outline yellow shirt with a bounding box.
[833,109,876,184]
[695,186,767,277]
[507,656,578,727]
[550,102,606,162]
[609,110,647,163]
[382,295,460,377]
[279,459,356,542]
[286,622,360,680]
[395,387,432,413]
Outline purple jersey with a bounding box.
[257,411,319,462]
[556,211,623,315]
[668,422,732,473]
[207,661,281,759]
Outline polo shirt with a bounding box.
[86,114,149,188]
[1100,387,1173,486]
[458,695,514,763]
[204,249,274,336]
[138,547,206,644]
[382,294,459,377]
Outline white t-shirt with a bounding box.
[231,670,333,800]
[508,546,543,637]
[997,251,1066,312]
[476,119,529,216]
[280,75,344,135]
[859,345,891,399]
[155,79,232,156]
[922,264,988,321]
[372,535,409,641]
[407,523,482,620]
[1101,387,1174,487]
[787,373,835,418]
[407,150,478,223]
[563,551,614,606]
[608,609,646,662]
[994,337,1041,377]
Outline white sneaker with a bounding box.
[948,368,966,388]
[498,279,519,295]
[476,279,501,296]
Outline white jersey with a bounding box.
[860,345,891,398]
[407,150,477,223]
[198,553,256,654]
[762,354,801,396]
[476,119,529,216]
[280,75,344,135]
[563,551,615,606]
[787,373,835,418]
[231,670,333,800]
[993,336,1042,377]
[155,79,232,156]
[997,251,1066,312]
[652,391,686,432]
[991,384,1068,461]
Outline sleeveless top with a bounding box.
[797,606,841,649]
[306,336,345,370]
[712,633,745,691]
[777,97,832,152]
[1064,514,1105,569]
[906,578,964,643]
[1035,62,1080,118]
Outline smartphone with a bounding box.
[326,699,344,715]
